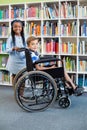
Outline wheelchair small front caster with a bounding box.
[58,96,71,108]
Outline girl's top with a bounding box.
[6,35,26,74]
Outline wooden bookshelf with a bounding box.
[0,0,87,87]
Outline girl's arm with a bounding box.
[6,36,13,53]
[6,36,20,53]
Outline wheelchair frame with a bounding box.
[14,48,73,112]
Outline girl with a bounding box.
[26,36,84,96]
[6,19,26,84]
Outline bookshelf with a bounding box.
[0,0,87,88]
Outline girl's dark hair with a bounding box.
[11,19,25,46]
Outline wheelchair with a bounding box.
[14,48,76,112]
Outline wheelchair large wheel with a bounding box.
[15,71,57,112]
[13,68,27,88]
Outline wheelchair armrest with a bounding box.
[34,58,63,65]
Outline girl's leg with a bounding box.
[11,74,16,86]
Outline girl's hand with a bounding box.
[12,47,20,51]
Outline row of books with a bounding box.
[60,2,78,18]
[78,75,87,87]
[0,70,10,84]
[0,8,9,19]
[27,21,87,36]
[78,60,87,72]
[26,6,41,18]
[43,21,59,36]
[80,21,87,36]
[0,24,9,37]
[0,40,6,53]
[64,57,76,71]
[11,4,58,19]
[27,22,41,36]
[43,3,59,19]
[61,21,77,36]
[11,7,25,19]
[79,5,87,18]
[61,41,76,54]
[44,39,59,54]
[1,4,87,20]
[78,40,87,54]
[27,21,59,36]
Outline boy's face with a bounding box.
[28,39,39,52]
[13,22,22,35]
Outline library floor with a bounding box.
[0,86,87,130]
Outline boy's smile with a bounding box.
[28,40,39,52]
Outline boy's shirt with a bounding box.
[30,50,39,63]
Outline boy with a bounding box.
[26,36,83,96]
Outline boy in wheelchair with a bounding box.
[26,36,84,96]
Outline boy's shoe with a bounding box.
[74,87,84,96]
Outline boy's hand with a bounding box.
[50,65,56,68]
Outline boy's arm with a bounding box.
[35,64,56,70]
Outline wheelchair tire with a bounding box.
[15,71,57,112]
[58,96,71,108]
[13,68,27,88]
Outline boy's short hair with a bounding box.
[27,36,39,46]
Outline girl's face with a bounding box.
[28,39,39,52]
[12,22,22,35]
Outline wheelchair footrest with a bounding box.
[65,87,74,95]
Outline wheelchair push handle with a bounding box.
[17,47,29,52]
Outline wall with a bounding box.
[0,0,52,4]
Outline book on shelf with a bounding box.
[78,75,83,87]
[0,56,8,68]
[11,7,25,19]
[26,6,41,18]
[45,39,59,54]
[0,24,9,37]
[27,22,41,36]
[78,40,87,54]
[84,75,87,87]
[64,57,76,71]
[61,41,76,54]
[0,8,9,19]
[43,3,59,19]
[0,70,10,84]
[60,21,77,36]
[0,40,6,53]
[79,5,87,18]
[78,60,87,72]
[60,1,78,18]
[43,21,59,36]
[80,21,87,36]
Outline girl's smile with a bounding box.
[13,22,22,35]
